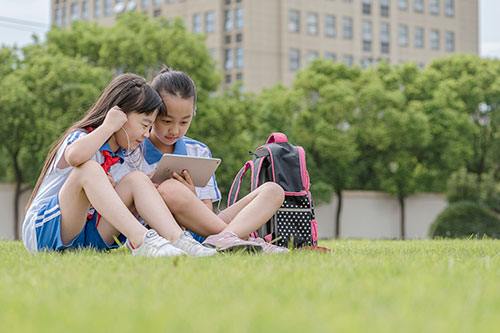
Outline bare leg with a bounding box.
[58,160,147,247]
[218,182,284,237]
[97,171,183,245]
[157,179,228,236]
[159,180,284,239]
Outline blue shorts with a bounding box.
[35,194,126,252]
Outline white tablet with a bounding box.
[150,154,221,187]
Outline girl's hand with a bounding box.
[172,170,196,195]
[102,106,128,132]
[107,172,116,188]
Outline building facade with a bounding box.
[51,0,478,92]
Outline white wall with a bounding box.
[0,184,30,240]
[0,185,447,241]
[315,191,448,239]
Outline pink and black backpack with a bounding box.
[228,133,318,248]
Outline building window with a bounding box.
[445,0,454,17]
[362,0,372,15]
[127,0,137,10]
[141,0,149,9]
[343,55,354,66]
[104,0,112,15]
[398,24,409,46]
[153,8,161,16]
[193,13,202,34]
[445,31,455,51]
[208,49,215,59]
[361,57,374,69]
[62,7,67,25]
[55,8,62,26]
[71,3,79,21]
[398,0,408,10]
[225,49,233,70]
[225,74,231,84]
[225,0,231,5]
[236,0,242,3]
[414,0,424,13]
[235,7,243,30]
[414,27,424,48]
[288,10,300,33]
[94,0,101,18]
[430,29,440,50]
[236,33,243,42]
[82,1,89,20]
[380,0,390,17]
[236,47,244,68]
[225,35,231,44]
[205,11,215,33]
[289,49,301,71]
[225,9,233,31]
[236,73,243,80]
[307,51,319,64]
[362,20,373,52]
[307,13,318,35]
[325,52,337,62]
[325,15,336,38]
[166,0,175,3]
[343,17,353,39]
[153,0,161,6]
[430,0,439,15]
[380,22,390,54]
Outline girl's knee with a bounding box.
[261,182,285,203]
[158,179,192,207]
[120,171,150,184]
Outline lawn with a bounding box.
[1,239,499,332]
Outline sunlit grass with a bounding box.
[1,239,499,332]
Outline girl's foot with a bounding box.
[172,231,218,257]
[126,229,185,257]
[203,231,263,253]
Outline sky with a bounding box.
[1,0,500,59]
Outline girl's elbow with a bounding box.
[65,150,86,167]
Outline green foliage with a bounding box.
[430,201,500,238]
[46,12,220,100]
[0,45,111,186]
[447,168,500,212]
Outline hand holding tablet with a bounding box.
[150,154,221,187]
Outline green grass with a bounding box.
[1,239,500,332]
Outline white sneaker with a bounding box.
[126,229,186,257]
[172,231,218,257]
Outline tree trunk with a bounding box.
[335,190,342,239]
[398,194,405,240]
[12,150,22,240]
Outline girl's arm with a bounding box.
[64,107,127,167]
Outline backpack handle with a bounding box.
[227,160,254,207]
[266,133,288,144]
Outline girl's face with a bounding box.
[115,110,158,151]
[152,94,195,149]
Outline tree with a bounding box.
[0,45,110,239]
[289,60,360,237]
[46,11,220,103]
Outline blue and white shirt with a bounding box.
[22,130,132,251]
[139,137,221,202]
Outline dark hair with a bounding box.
[151,66,197,116]
[27,73,162,209]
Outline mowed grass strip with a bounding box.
[1,239,500,332]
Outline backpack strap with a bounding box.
[227,160,254,207]
[266,132,288,144]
